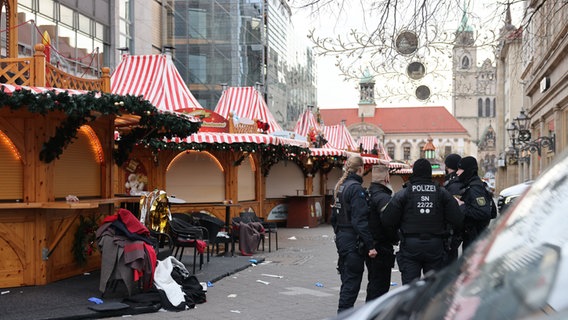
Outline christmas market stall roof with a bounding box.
[110,54,203,112]
[214,86,282,134]
[357,135,392,162]
[294,107,322,138]
[322,122,358,151]
[0,83,201,165]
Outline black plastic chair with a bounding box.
[168,217,208,274]
[196,214,234,256]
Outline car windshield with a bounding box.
[412,155,568,319]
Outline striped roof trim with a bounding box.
[214,86,282,134]
[111,54,203,112]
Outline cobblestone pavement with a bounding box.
[108,224,402,320]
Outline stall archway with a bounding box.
[266,160,304,198]
[0,129,23,201]
[166,151,224,203]
[237,154,256,201]
[53,125,103,199]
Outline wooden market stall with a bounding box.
[0,7,201,287]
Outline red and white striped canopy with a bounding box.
[294,108,321,138]
[0,83,89,95]
[214,87,282,134]
[111,54,203,112]
[357,136,380,153]
[173,132,309,147]
[322,123,358,151]
[309,147,346,157]
[356,135,392,162]
[362,156,390,165]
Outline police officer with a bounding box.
[443,153,464,265]
[455,156,493,250]
[366,165,398,301]
[331,155,377,314]
[381,158,463,285]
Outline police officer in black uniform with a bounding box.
[366,164,398,301]
[331,155,377,314]
[455,156,493,250]
[381,158,463,285]
[443,153,464,265]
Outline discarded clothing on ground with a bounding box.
[154,256,207,311]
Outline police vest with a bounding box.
[331,179,359,230]
[401,182,445,235]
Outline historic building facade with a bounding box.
[452,11,498,182]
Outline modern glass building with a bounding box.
[167,0,316,129]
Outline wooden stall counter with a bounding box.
[285,195,324,228]
[0,198,131,289]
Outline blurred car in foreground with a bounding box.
[497,180,533,214]
[331,152,568,320]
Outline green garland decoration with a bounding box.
[72,214,100,266]
[0,89,201,166]
[141,140,311,176]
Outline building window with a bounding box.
[461,55,470,69]
[403,144,411,161]
[419,142,426,159]
[492,98,496,117]
[485,98,491,117]
[478,98,483,117]
[119,0,132,50]
[387,144,395,160]
[444,145,452,158]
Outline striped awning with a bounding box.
[214,87,282,134]
[362,156,390,165]
[357,136,379,153]
[356,135,392,162]
[0,83,89,95]
[174,132,309,147]
[111,54,203,112]
[309,147,346,157]
[322,123,358,151]
[294,108,321,138]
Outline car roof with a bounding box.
[498,180,533,197]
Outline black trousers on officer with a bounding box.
[365,246,394,301]
[397,237,445,285]
[335,231,365,314]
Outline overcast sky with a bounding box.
[290,1,524,109]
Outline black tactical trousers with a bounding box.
[365,249,394,301]
[335,231,365,314]
[397,237,445,285]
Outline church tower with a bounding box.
[452,3,497,178]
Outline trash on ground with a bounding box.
[1,291,10,295]
[390,282,398,286]
[83,272,91,276]
[88,297,103,304]
[227,294,237,298]
[256,280,270,285]
[315,282,324,287]
[261,273,283,278]
[207,281,214,287]
[322,235,329,238]
[303,226,310,229]
[230,310,241,313]
[288,236,297,240]
[249,259,257,264]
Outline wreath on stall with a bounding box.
[72,214,100,266]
